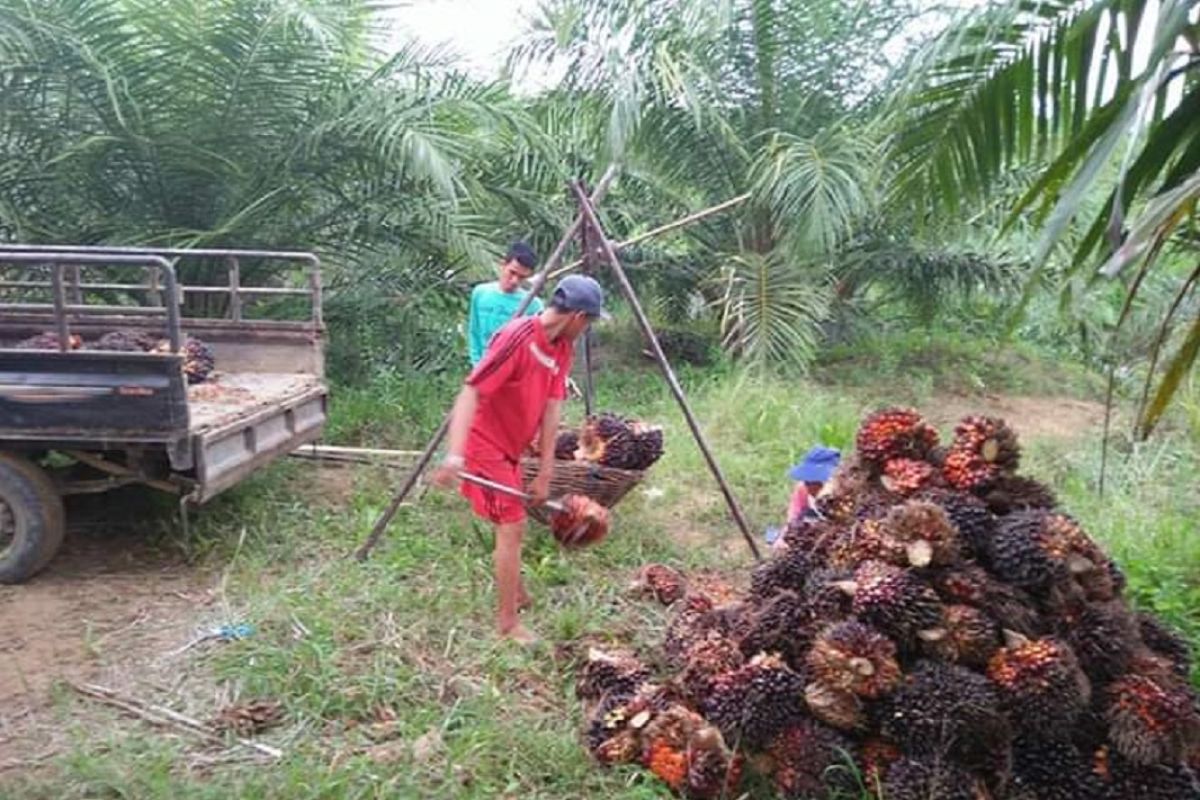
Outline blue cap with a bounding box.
[551,274,609,319]
[788,446,841,483]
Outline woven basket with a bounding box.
[519,458,645,526]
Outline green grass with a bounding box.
[4,353,1198,799]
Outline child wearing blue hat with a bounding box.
[766,446,841,548]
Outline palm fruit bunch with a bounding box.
[15,331,83,350]
[943,414,1020,491]
[576,647,653,707]
[806,620,901,701]
[152,335,215,383]
[765,720,857,798]
[986,633,1091,735]
[548,494,610,547]
[880,457,940,496]
[211,699,284,736]
[554,429,579,460]
[572,412,665,471]
[879,499,961,568]
[629,563,688,606]
[855,407,940,467]
[700,653,807,749]
[835,560,945,646]
[1102,666,1200,766]
[584,406,1200,800]
[988,510,1107,595]
[92,329,160,352]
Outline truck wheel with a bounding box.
[0,453,66,583]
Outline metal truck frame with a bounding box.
[0,245,328,583]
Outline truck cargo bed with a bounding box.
[188,372,323,434]
[187,372,326,502]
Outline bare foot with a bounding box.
[500,623,539,645]
[517,589,534,612]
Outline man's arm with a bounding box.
[530,399,561,504]
[431,384,479,488]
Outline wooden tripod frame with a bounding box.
[354,171,759,561]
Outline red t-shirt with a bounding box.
[465,316,574,461]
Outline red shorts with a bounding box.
[460,441,526,525]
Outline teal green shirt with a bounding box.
[467,281,543,365]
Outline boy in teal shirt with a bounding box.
[467,241,543,366]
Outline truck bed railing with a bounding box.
[0,252,182,352]
[0,244,322,329]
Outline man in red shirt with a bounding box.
[432,275,607,643]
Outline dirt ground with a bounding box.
[0,496,217,765]
[923,393,1109,442]
[0,464,370,770]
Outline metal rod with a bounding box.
[0,282,309,296]
[50,265,70,351]
[68,264,83,305]
[548,192,751,281]
[309,257,324,327]
[227,256,242,321]
[353,165,620,562]
[0,303,167,316]
[457,471,565,512]
[0,243,317,264]
[64,449,180,494]
[570,182,761,561]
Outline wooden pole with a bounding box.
[579,197,596,416]
[548,192,751,281]
[354,166,620,561]
[570,183,761,561]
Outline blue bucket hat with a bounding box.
[788,446,841,483]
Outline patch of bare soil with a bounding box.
[0,492,216,767]
[925,392,1109,441]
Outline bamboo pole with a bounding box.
[353,165,620,561]
[569,182,761,561]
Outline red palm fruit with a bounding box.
[856,407,940,466]
[986,633,1090,736]
[806,620,902,699]
[837,561,944,645]
[766,720,858,800]
[880,499,961,568]
[881,458,940,496]
[630,563,687,606]
[919,603,1000,668]
[1104,670,1200,766]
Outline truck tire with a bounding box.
[0,453,66,584]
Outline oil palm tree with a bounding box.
[895,0,1200,437]
[508,0,928,369]
[0,0,549,278]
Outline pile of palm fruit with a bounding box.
[577,407,1199,799]
[14,329,215,383]
[555,411,665,471]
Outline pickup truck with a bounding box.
[0,245,328,582]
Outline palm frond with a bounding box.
[714,250,831,369]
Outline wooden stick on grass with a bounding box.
[70,682,283,760]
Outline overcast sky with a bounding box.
[382,0,1173,107]
[383,0,537,79]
